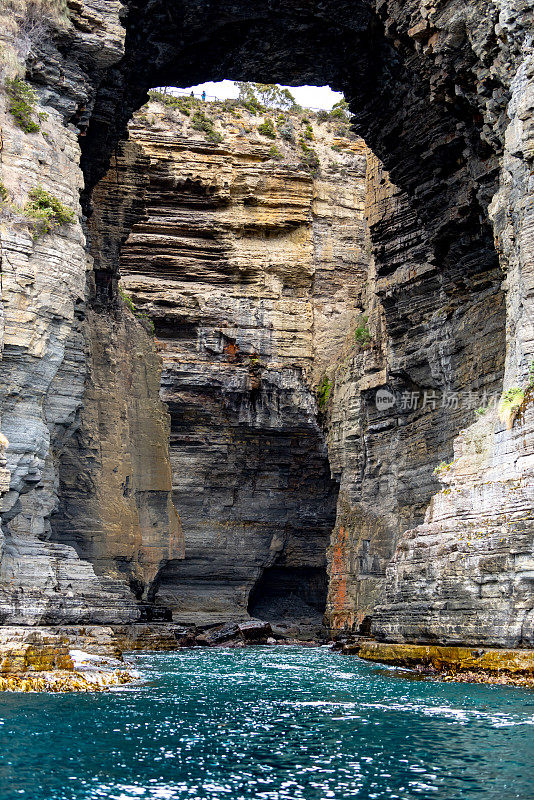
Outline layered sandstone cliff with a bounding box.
[115,101,367,626]
[0,3,183,625]
[0,0,531,656]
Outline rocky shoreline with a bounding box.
[0,667,137,693]
[0,621,326,692]
[1,624,533,692]
[336,638,534,688]
[0,628,141,692]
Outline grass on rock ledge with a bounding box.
[119,287,155,334]
[0,185,76,238]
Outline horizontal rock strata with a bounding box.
[325,150,507,633]
[116,104,368,624]
[0,0,531,650]
[358,641,534,677]
[0,3,182,625]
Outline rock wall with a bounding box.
[51,308,183,614]
[325,149,506,632]
[0,0,531,645]
[112,104,368,624]
[0,2,182,624]
[78,0,532,644]
[370,13,534,646]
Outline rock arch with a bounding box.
[0,0,531,643]
[76,0,515,637]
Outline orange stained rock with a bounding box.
[330,526,350,613]
[224,341,239,360]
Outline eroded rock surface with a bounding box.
[0,2,182,625]
[325,150,506,633]
[0,0,531,651]
[115,104,367,624]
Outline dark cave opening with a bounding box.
[248,566,328,623]
[152,390,340,625]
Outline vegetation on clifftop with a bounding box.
[191,110,224,143]
[135,83,360,180]
[258,117,276,138]
[299,139,320,175]
[0,0,69,77]
[236,82,298,111]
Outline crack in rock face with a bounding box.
[0,0,531,647]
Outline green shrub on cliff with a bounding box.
[268,144,284,160]
[241,98,263,115]
[136,313,155,334]
[498,387,524,429]
[0,185,75,238]
[119,287,155,333]
[25,186,75,235]
[354,315,371,348]
[317,376,333,410]
[495,362,534,428]
[119,287,136,313]
[433,460,453,477]
[5,76,40,132]
[299,140,320,175]
[279,121,295,142]
[329,99,351,121]
[334,124,351,138]
[258,117,276,139]
[191,110,224,143]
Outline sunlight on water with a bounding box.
[0,646,532,799]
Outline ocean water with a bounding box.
[0,646,532,800]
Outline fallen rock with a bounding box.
[203,623,241,645]
[341,642,361,655]
[238,621,273,641]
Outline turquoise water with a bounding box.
[0,646,533,800]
